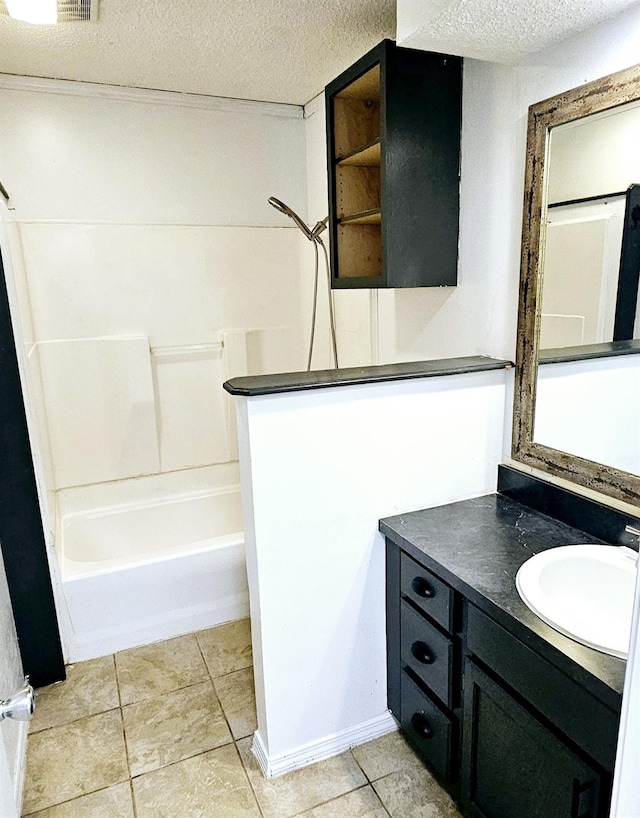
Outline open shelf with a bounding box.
[336,65,381,100]
[332,65,381,161]
[339,209,381,225]
[337,223,382,279]
[337,139,381,167]
[331,62,382,282]
[336,164,380,220]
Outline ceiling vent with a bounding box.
[1,0,97,22]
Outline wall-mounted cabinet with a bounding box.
[325,40,462,289]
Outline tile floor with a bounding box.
[22,619,462,817]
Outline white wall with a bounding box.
[535,355,640,474]
[548,102,640,204]
[11,5,640,507]
[237,368,509,776]
[0,78,310,500]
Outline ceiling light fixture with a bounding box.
[2,0,95,23]
[4,0,57,24]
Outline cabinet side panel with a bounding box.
[384,50,462,287]
[385,538,401,718]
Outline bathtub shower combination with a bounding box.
[57,477,248,661]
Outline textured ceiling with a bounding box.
[0,0,639,105]
[0,0,396,105]
[398,0,640,63]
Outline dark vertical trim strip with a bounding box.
[0,242,65,687]
[385,538,401,718]
[613,184,640,341]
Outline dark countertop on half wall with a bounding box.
[223,355,513,396]
[539,338,640,365]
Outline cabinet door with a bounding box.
[462,660,602,818]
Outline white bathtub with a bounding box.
[58,485,249,661]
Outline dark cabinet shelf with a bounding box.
[326,39,462,289]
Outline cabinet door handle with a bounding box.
[410,712,434,739]
[411,640,435,665]
[411,576,435,598]
[571,778,595,818]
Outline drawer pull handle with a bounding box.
[411,641,435,665]
[411,576,435,599]
[411,712,434,739]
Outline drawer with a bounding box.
[401,599,454,708]
[400,551,454,633]
[466,604,620,770]
[401,669,455,783]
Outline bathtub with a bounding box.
[58,485,249,661]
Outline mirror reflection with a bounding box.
[532,100,640,475]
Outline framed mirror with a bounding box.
[513,63,640,506]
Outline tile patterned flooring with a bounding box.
[23,619,462,817]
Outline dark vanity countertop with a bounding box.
[539,338,640,365]
[380,494,626,712]
[223,356,513,397]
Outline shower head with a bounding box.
[268,196,313,240]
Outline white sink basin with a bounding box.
[516,544,638,659]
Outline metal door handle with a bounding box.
[0,680,35,722]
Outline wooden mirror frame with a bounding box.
[512,62,640,506]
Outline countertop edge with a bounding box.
[223,355,513,396]
[539,339,640,365]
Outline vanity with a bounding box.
[381,468,630,818]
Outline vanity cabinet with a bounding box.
[325,40,462,289]
[383,511,621,818]
[462,660,601,818]
[461,605,614,818]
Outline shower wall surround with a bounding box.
[0,78,309,514]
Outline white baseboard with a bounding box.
[251,711,398,779]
